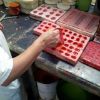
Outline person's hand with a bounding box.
[39,29,60,48]
[0,23,3,30]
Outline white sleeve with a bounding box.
[0,47,13,85]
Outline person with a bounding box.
[0,22,60,100]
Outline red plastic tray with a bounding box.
[34,20,90,65]
[80,42,100,70]
[30,4,65,23]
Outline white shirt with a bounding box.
[0,30,22,100]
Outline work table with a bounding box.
[1,6,100,97]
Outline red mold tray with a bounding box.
[34,20,60,35]
[80,42,100,70]
[34,20,90,65]
[30,4,65,23]
[56,8,100,39]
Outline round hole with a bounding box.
[56,13,60,16]
[73,33,77,36]
[71,36,74,39]
[43,22,47,24]
[43,9,47,12]
[46,15,50,17]
[62,32,65,35]
[71,55,76,59]
[66,34,70,37]
[39,13,43,15]
[75,48,80,52]
[61,46,66,50]
[43,29,47,32]
[38,8,42,10]
[59,50,64,53]
[78,43,83,48]
[64,38,67,41]
[65,53,70,56]
[64,44,69,47]
[76,38,80,41]
[68,40,73,43]
[50,12,54,14]
[67,49,72,52]
[69,31,72,34]
[38,27,41,30]
[48,23,51,25]
[78,34,82,37]
[73,52,78,55]
[40,24,43,27]
[73,42,78,45]
[33,11,37,13]
[52,25,56,28]
[59,11,63,13]
[81,40,85,43]
[51,17,56,20]
[83,36,87,40]
[64,29,68,32]
[69,46,74,49]
[45,26,49,29]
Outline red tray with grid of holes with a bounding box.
[30,4,65,23]
[80,42,100,70]
[34,20,90,65]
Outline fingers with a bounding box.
[48,28,60,35]
[53,29,60,35]
[48,29,60,47]
[39,28,61,48]
[53,29,61,43]
[47,38,59,47]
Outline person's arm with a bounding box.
[2,29,60,86]
[0,23,3,30]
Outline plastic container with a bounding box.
[3,0,20,7]
[8,2,21,15]
[44,0,59,7]
[57,2,70,10]
[45,0,59,4]
[37,82,57,100]
[77,0,92,11]
[44,3,57,8]
[20,0,38,10]
[20,0,38,14]
[88,0,96,13]
[38,0,44,5]
[57,0,76,10]
[0,0,3,5]
[57,80,100,100]
[34,68,59,100]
